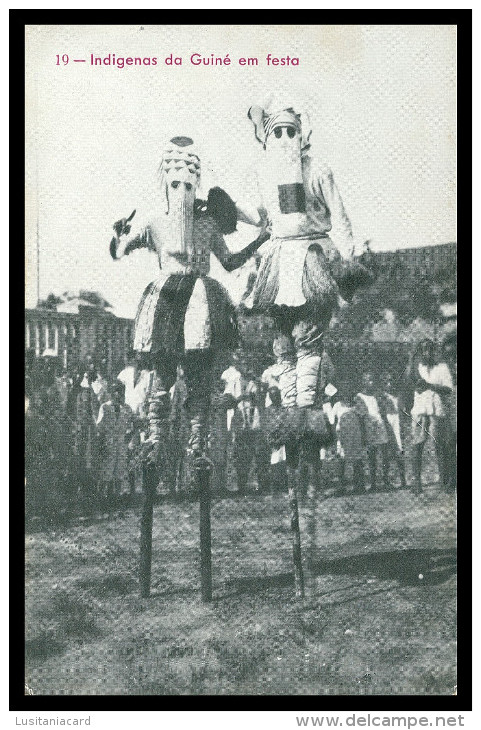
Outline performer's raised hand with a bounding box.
[113,209,136,239]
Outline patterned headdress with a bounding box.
[159,136,201,214]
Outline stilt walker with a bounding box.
[238,102,375,597]
[110,136,269,599]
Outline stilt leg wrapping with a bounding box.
[139,386,171,597]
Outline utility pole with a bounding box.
[36,193,40,306]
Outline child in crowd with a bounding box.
[96,381,134,512]
[233,371,270,493]
[355,371,390,492]
[117,353,154,498]
[167,365,190,495]
[378,372,407,489]
[209,378,237,493]
[220,350,244,433]
[333,386,366,493]
[319,383,341,493]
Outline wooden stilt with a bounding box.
[287,465,305,598]
[305,463,319,565]
[196,460,213,602]
[139,463,156,598]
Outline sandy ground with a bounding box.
[25,476,456,696]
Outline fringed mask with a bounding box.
[158,137,201,258]
[248,105,312,215]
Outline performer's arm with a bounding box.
[234,170,268,228]
[110,214,155,260]
[235,202,267,228]
[210,229,270,272]
[316,166,355,260]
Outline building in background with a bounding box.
[25,299,134,376]
[375,242,456,275]
[25,242,456,378]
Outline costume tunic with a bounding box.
[239,156,355,315]
[131,216,237,357]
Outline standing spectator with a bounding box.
[233,371,270,494]
[320,383,339,475]
[96,382,134,512]
[92,365,109,411]
[221,351,249,491]
[26,359,75,523]
[117,353,154,497]
[333,388,366,493]
[220,351,244,432]
[355,372,390,492]
[441,334,457,492]
[168,365,190,495]
[84,354,97,386]
[67,369,83,420]
[209,378,237,493]
[407,339,454,493]
[25,390,56,522]
[378,372,407,489]
[74,373,99,510]
[54,369,73,413]
[117,352,153,418]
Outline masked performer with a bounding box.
[110,137,269,468]
[237,102,374,417]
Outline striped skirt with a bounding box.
[133,273,238,356]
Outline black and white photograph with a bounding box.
[23,21,460,701]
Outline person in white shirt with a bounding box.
[406,340,454,493]
[117,353,154,498]
[355,372,390,492]
[220,354,244,432]
[117,353,153,420]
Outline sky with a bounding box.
[25,24,456,319]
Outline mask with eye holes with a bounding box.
[248,106,309,216]
[158,136,201,261]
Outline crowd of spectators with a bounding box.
[25,333,457,525]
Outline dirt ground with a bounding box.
[25,470,456,696]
